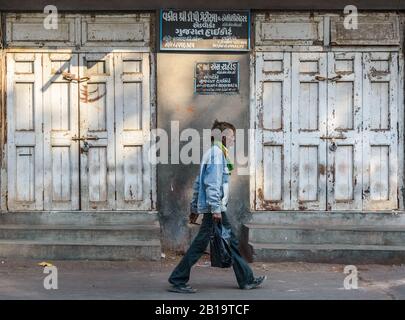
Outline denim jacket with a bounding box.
[190,144,230,214]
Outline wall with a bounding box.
[0,1,403,11]
[157,53,250,251]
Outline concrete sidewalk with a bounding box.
[1,253,405,300]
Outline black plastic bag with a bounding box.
[210,222,233,268]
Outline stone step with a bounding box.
[0,211,159,226]
[244,224,405,246]
[0,224,161,242]
[0,239,161,261]
[249,211,405,226]
[0,212,162,261]
[249,242,405,264]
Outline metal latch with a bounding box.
[62,72,90,83]
[320,134,347,140]
[315,74,343,82]
[71,135,99,141]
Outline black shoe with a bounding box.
[168,284,197,294]
[242,276,267,290]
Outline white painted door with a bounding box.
[326,52,363,210]
[43,53,80,210]
[78,52,153,211]
[290,52,327,210]
[255,51,400,211]
[114,53,152,210]
[79,53,116,210]
[7,53,44,210]
[7,52,154,211]
[362,52,399,210]
[255,52,292,210]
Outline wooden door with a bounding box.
[290,52,328,210]
[254,51,401,211]
[79,53,116,210]
[114,53,152,210]
[326,52,363,210]
[362,52,399,210]
[7,53,44,210]
[43,53,80,210]
[255,52,292,210]
[7,51,154,211]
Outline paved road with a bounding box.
[1,254,405,300]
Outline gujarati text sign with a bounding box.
[195,62,239,94]
[160,10,250,51]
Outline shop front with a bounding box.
[0,3,404,263]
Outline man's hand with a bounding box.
[189,213,199,224]
[212,212,222,223]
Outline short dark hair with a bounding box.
[211,120,236,146]
[211,119,236,133]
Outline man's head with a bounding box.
[211,120,236,147]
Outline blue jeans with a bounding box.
[168,212,254,289]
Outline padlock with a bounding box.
[81,141,90,153]
[329,141,337,152]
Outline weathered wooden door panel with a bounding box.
[79,53,116,210]
[115,53,152,210]
[254,50,401,211]
[5,16,155,212]
[290,53,327,210]
[43,53,80,210]
[362,52,399,210]
[327,52,363,210]
[7,53,44,210]
[255,52,292,210]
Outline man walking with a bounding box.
[168,120,267,293]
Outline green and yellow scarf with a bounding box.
[213,141,234,173]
